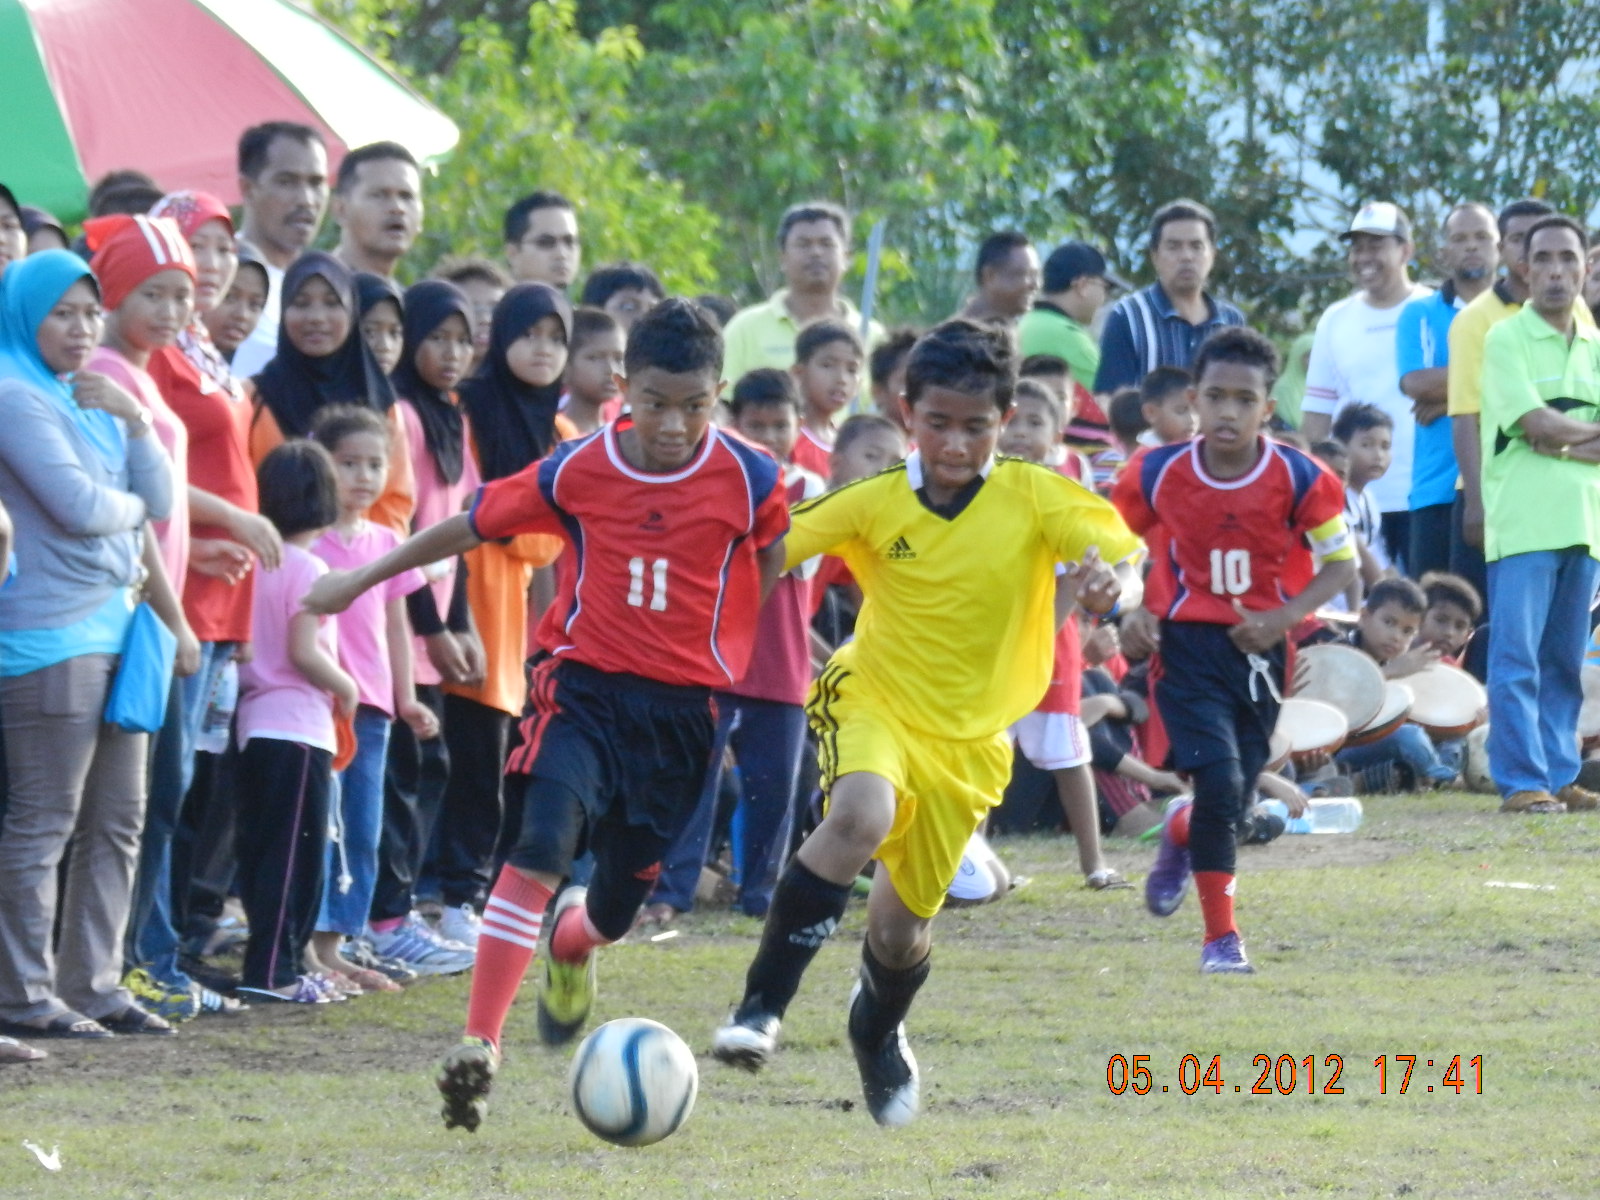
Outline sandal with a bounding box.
[1085,868,1133,891]
[0,1011,113,1040]
[99,1004,177,1036]
[0,1035,47,1062]
[193,985,248,1017]
[237,975,332,1005]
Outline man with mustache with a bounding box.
[232,122,331,378]
[331,142,424,282]
[1093,199,1244,395]
[720,202,884,394]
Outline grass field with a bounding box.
[3,790,1596,1199]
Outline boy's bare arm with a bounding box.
[305,514,482,616]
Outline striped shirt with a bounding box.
[1093,282,1245,393]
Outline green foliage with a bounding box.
[313,0,1600,330]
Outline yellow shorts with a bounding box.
[808,662,1013,919]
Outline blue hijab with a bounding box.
[0,249,124,471]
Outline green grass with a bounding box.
[5,792,1598,1198]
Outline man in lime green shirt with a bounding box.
[720,202,884,390]
[1017,240,1118,392]
[1478,215,1600,814]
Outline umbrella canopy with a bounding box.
[0,0,459,221]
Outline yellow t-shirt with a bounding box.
[785,453,1141,740]
[1449,287,1594,417]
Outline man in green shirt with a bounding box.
[1017,240,1118,393]
[1479,215,1600,814]
[720,202,884,389]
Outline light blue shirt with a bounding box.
[1396,283,1464,510]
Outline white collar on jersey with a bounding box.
[904,450,996,492]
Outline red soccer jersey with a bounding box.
[1112,437,1346,625]
[790,426,833,478]
[468,419,789,688]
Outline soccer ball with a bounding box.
[1462,725,1494,794]
[567,1017,699,1146]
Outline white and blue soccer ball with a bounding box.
[567,1017,699,1147]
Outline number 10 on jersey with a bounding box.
[628,557,669,611]
[1209,549,1251,596]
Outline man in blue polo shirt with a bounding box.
[1092,199,1245,394]
[1395,202,1499,576]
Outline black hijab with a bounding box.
[390,279,472,485]
[356,271,404,321]
[458,283,572,483]
[252,251,395,438]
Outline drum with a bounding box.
[1292,644,1385,731]
[1266,726,1292,772]
[1345,681,1414,747]
[1275,697,1349,762]
[1404,663,1488,739]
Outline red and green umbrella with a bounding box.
[0,0,459,221]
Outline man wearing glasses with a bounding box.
[504,191,581,291]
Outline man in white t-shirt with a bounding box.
[231,122,332,379]
[1301,202,1433,572]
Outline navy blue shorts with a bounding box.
[1153,622,1283,773]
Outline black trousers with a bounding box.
[370,684,448,924]
[423,694,509,910]
[1379,509,1412,577]
[1448,491,1490,620]
[234,738,331,990]
[1407,501,1453,579]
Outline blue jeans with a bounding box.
[1486,548,1600,798]
[1336,723,1455,785]
[319,707,391,937]
[653,694,807,917]
[126,640,236,988]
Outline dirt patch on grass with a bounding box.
[1244,832,1406,872]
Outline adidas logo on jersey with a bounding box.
[886,536,916,561]
[787,918,838,949]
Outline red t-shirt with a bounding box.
[148,343,256,642]
[790,426,832,478]
[468,420,789,689]
[1035,614,1083,716]
[731,467,823,705]
[1112,437,1346,625]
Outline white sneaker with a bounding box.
[711,1011,781,1071]
[366,912,476,976]
[438,903,482,949]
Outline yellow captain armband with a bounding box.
[1308,514,1355,563]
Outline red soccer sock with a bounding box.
[1168,801,1192,847]
[465,865,554,1049]
[1194,870,1237,943]
[549,902,610,964]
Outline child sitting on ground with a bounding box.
[789,320,865,477]
[1415,570,1481,663]
[1334,578,1459,791]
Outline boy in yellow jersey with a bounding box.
[711,320,1142,1126]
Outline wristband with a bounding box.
[1102,598,1121,620]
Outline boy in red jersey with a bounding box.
[1112,327,1356,974]
[304,300,789,1130]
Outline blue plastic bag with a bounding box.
[104,602,177,733]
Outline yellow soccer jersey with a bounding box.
[787,452,1142,740]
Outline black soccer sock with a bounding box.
[848,941,930,1048]
[734,858,851,1021]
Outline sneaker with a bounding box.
[122,967,198,1023]
[237,974,332,1004]
[1145,796,1192,917]
[1199,931,1255,975]
[711,1010,781,1072]
[438,903,482,949]
[416,897,445,925]
[536,887,596,1046]
[437,1036,499,1133]
[846,981,920,1127]
[343,936,420,985]
[1238,803,1285,845]
[365,914,476,977]
[192,983,247,1016]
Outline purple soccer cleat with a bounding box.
[1145,796,1193,918]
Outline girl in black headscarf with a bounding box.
[247,252,413,536]
[458,283,574,483]
[392,280,474,488]
[356,272,406,377]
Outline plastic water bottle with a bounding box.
[195,660,238,755]
[1286,797,1363,835]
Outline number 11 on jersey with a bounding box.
[627,556,669,611]
[1209,549,1251,596]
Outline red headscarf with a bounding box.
[83,214,196,311]
[149,190,233,241]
